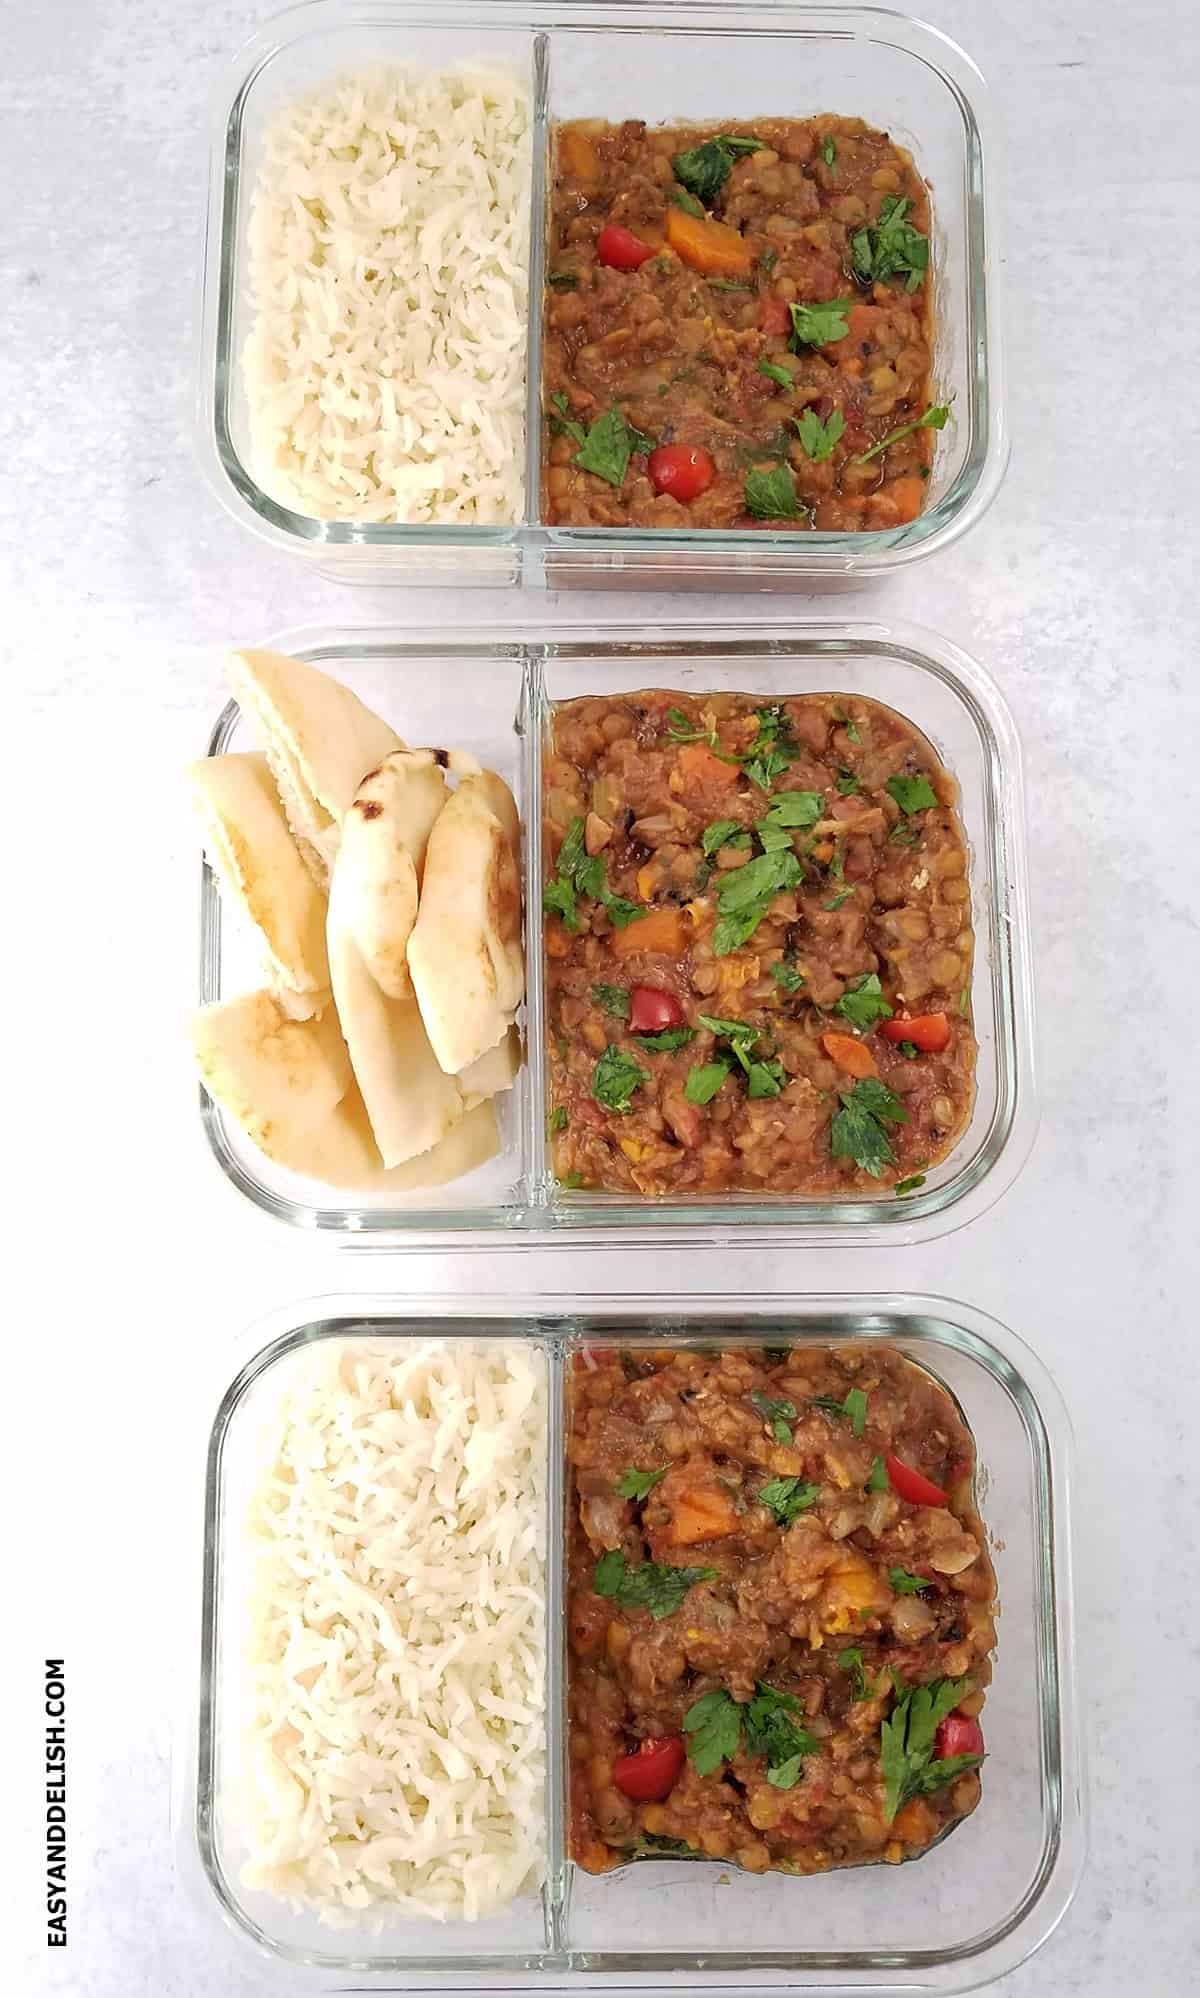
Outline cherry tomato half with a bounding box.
[885,1452,949,1508]
[879,1012,952,1054]
[612,1736,686,1801]
[758,294,791,336]
[629,985,686,1033]
[935,1713,984,1761]
[596,223,656,270]
[647,445,716,503]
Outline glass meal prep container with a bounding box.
[195,617,1035,1247]
[178,1289,1083,1993]
[197,0,1006,589]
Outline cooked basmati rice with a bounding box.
[239,1339,546,1923]
[244,66,531,524]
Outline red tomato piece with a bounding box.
[629,985,686,1033]
[935,1714,984,1761]
[612,1736,686,1801]
[758,295,791,335]
[596,223,656,270]
[885,1453,949,1508]
[647,445,716,502]
[879,1012,952,1053]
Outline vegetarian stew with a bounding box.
[543,118,942,532]
[567,1343,996,1876]
[543,690,975,1197]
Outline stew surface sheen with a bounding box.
[543,116,936,531]
[544,689,976,1198]
[568,1344,996,1877]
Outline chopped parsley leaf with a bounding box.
[685,1059,730,1105]
[594,1549,717,1621]
[830,1076,910,1177]
[824,887,853,911]
[759,357,795,389]
[895,1171,928,1197]
[547,270,579,290]
[789,296,852,347]
[759,1476,820,1527]
[744,463,800,520]
[667,185,706,219]
[835,972,894,1031]
[854,403,950,465]
[549,1105,568,1135]
[751,1388,796,1445]
[592,1045,649,1115]
[573,407,652,488]
[889,1567,929,1596]
[793,406,846,462]
[822,135,838,168]
[886,773,939,815]
[672,133,763,205]
[867,1454,889,1492]
[633,1025,696,1053]
[851,194,929,294]
[592,982,630,1019]
[771,959,805,993]
[616,1465,669,1501]
[702,818,749,857]
[809,1387,868,1437]
[881,1677,978,1821]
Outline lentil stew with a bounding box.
[543,117,940,532]
[543,689,976,1197]
[567,1342,997,1877]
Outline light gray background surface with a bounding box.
[4,0,1197,1992]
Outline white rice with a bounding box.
[238,1339,547,1924]
[244,66,531,524]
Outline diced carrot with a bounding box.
[845,301,881,351]
[545,922,572,960]
[559,129,600,185]
[893,1798,938,1844]
[677,741,741,792]
[821,1031,878,1079]
[881,476,926,524]
[664,205,753,277]
[611,905,686,958]
[664,1483,739,1547]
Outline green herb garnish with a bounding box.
[889,1567,929,1596]
[789,297,852,347]
[809,1387,867,1437]
[547,816,645,931]
[702,818,750,857]
[771,959,805,993]
[758,1476,821,1526]
[751,1388,796,1445]
[744,464,800,520]
[881,1678,979,1822]
[851,194,929,294]
[592,982,630,1019]
[685,1060,730,1105]
[758,357,795,389]
[592,1045,649,1115]
[886,773,939,815]
[830,1076,909,1177]
[634,1025,696,1053]
[824,888,853,911]
[683,1688,743,1775]
[854,402,949,465]
[898,1039,919,1059]
[867,1454,889,1492]
[762,790,822,828]
[713,847,803,955]
[838,1646,888,1702]
[549,1105,568,1135]
[793,406,846,462]
[548,389,586,444]
[616,1465,669,1501]
[594,1549,717,1621]
[685,1682,818,1790]
[895,1172,927,1196]
[822,135,838,168]
[836,771,860,795]
[835,973,894,1031]
[573,406,654,488]
[672,133,763,205]
[667,185,706,219]
[548,270,579,290]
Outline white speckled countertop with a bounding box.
[5,0,1198,1991]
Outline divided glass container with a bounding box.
[196,617,1036,1246]
[180,1289,1082,1992]
[198,0,1006,587]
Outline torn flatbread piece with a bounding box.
[189,751,330,1015]
[407,769,525,1077]
[190,991,351,1169]
[338,751,449,999]
[228,648,403,885]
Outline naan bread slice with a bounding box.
[300,1085,500,1191]
[189,752,330,1014]
[191,995,499,1189]
[459,1024,522,1105]
[407,769,525,1076]
[338,751,449,999]
[228,648,404,885]
[190,991,351,1169]
[328,841,468,1169]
